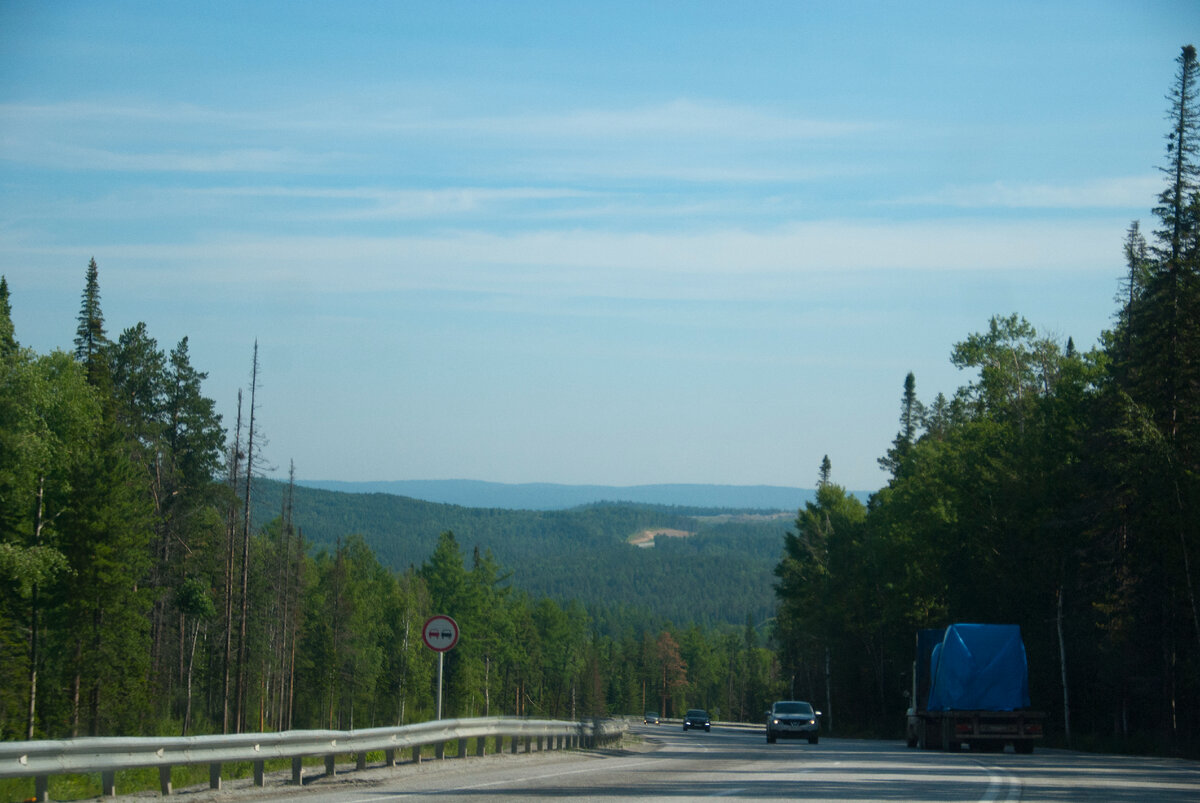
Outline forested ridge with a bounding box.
[248,479,785,628]
[0,45,1198,763]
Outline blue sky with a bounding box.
[2,1,1196,491]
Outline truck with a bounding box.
[905,623,1044,753]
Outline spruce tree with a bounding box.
[0,276,16,358]
[878,372,923,478]
[73,258,109,386]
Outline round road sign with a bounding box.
[422,615,459,652]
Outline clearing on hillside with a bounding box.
[628,528,693,548]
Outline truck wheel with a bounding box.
[808,736,818,745]
[767,731,776,744]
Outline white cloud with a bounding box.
[0,97,875,174]
[893,176,1162,209]
[456,99,876,141]
[83,218,1124,303]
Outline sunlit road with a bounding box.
[170,723,1200,802]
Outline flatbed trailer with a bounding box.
[907,708,1044,752]
[905,625,1044,754]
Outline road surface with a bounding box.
[141,722,1200,802]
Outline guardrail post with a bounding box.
[291,756,303,785]
[475,736,486,757]
[457,737,467,758]
[536,735,544,752]
[356,752,367,771]
[435,741,445,760]
[510,734,518,754]
[34,776,48,803]
[159,765,172,795]
[325,754,336,776]
[102,769,116,796]
[254,759,265,786]
[385,748,397,767]
[210,762,222,790]
[412,745,421,764]
[524,735,531,753]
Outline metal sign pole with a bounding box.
[422,614,458,722]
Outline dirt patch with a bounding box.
[628,528,693,547]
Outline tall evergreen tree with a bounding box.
[0,276,16,358]
[0,350,96,738]
[73,258,109,385]
[879,372,923,478]
[46,384,154,736]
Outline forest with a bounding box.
[246,479,787,629]
[0,45,1197,758]
[773,46,1200,756]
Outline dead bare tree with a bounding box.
[234,341,260,733]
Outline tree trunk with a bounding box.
[70,639,81,737]
[1057,584,1072,747]
[183,619,201,735]
[824,646,833,734]
[26,474,46,739]
[222,391,243,734]
[235,343,259,733]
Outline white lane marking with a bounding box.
[974,761,1021,803]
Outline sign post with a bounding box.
[422,615,459,719]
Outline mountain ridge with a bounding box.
[291,479,843,511]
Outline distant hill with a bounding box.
[291,479,829,511]
[249,479,801,630]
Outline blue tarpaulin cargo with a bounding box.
[926,623,1031,712]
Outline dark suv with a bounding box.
[683,709,711,732]
[766,700,820,744]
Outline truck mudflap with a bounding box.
[911,711,1044,753]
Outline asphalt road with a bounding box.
[138,723,1200,802]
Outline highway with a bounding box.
[162,722,1200,802]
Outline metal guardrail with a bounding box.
[0,715,627,800]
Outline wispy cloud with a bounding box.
[892,176,1162,209]
[453,99,877,141]
[86,218,1125,304]
[1,142,310,173]
[0,97,876,176]
[192,185,599,219]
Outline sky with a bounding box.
[1,1,1196,492]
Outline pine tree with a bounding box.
[49,392,154,735]
[878,372,923,478]
[0,276,16,358]
[73,258,109,386]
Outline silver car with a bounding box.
[766,700,820,744]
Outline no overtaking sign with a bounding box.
[423,615,459,652]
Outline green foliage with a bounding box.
[7,48,1200,758]
[248,482,783,628]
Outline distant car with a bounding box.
[683,709,711,732]
[643,711,660,724]
[766,700,820,744]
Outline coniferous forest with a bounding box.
[1,45,1198,758]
